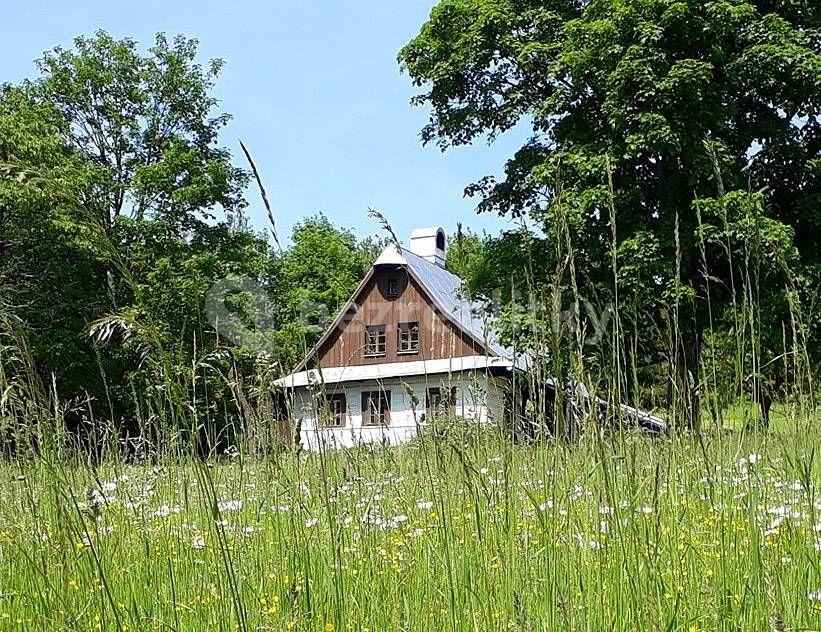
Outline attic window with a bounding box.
[387,278,399,297]
[436,230,445,251]
[364,325,386,356]
[397,322,419,354]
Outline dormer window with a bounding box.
[364,325,386,356]
[398,322,419,354]
[387,278,399,297]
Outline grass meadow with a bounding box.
[2,420,821,631]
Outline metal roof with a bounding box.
[391,245,522,364]
[274,355,515,389]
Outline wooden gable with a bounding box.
[306,266,484,369]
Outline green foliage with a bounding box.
[281,215,373,322]
[444,225,486,284]
[34,30,248,234]
[447,226,553,304]
[0,32,259,442]
[264,215,384,366]
[0,85,111,402]
[400,0,821,422]
[401,0,820,278]
[0,32,382,445]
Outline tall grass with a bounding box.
[0,430,820,629]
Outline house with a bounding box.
[274,226,666,451]
[274,227,526,450]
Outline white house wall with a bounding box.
[288,371,508,451]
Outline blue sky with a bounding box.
[3,1,530,245]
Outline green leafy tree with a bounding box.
[34,31,247,236]
[2,31,410,450]
[445,225,487,287]
[2,32,257,444]
[453,229,552,303]
[400,0,820,427]
[278,215,380,350]
[0,86,112,407]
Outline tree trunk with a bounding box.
[744,374,773,430]
[671,327,701,431]
[760,396,772,428]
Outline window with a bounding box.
[426,387,456,420]
[436,229,446,251]
[364,325,386,356]
[397,322,419,353]
[362,390,391,426]
[387,278,399,297]
[325,393,347,428]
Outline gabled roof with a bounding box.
[293,242,526,372]
[383,245,516,361]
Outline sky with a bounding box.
[2,0,531,245]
